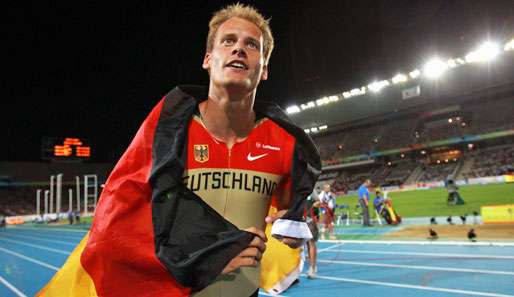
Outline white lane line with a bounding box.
[309,274,514,297]
[0,247,59,271]
[259,291,288,297]
[4,234,78,246]
[12,227,87,233]
[9,230,84,239]
[318,243,345,253]
[0,275,28,297]
[0,238,70,255]
[319,239,514,247]
[318,259,514,276]
[324,249,514,260]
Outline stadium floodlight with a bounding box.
[343,87,366,99]
[350,87,366,97]
[505,38,514,51]
[392,73,408,84]
[328,95,339,102]
[409,69,421,79]
[319,125,328,130]
[301,101,316,111]
[343,91,353,99]
[310,127,318,133]
[465,42,500,63]
[447,58,467,68]
[304,129,310,134]
[423,58,448,79]
[448,118,453,123]
[368,80,390,93]
[286,105,301,114]
[316,96,331,106]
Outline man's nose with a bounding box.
[232,44,247,58]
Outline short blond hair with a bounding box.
[207,3,274,65]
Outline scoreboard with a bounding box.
[42,137,91,161]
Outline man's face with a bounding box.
[323,184,330,192]
[203,17,268,95]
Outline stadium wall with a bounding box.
[0,161,114,185]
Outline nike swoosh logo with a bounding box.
[247,153,268,161]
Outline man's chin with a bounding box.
[223,80,255,92]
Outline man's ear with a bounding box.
[261,64,268,81]
[202,52,211,70]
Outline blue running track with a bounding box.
[1,226,513,297]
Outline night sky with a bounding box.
[5,0,514,162]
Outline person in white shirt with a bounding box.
[318,183,336,237]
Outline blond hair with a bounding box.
[207,3,274,65]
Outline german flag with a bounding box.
[37,86,320,297]
[260,206,303,295]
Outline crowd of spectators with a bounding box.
[417,162,458,183]
[0,186,38,216]
[313,95,513,163]
[466,146,514,178]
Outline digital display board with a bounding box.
[42,137,91,161]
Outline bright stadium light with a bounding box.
[286,105,301,114]
[315,96,331,106]
[392,73,408,84]
[446,58,466,68]
[319,125,328,130]
[368,80,390,93]
[304,129,310,134]
[409,69,421,79]
[343,87,366,99]
[368,81,381,93]
[423,58,448,79]
[328,95,339,102]
[310,127,318,133]
[351,87,366,96]
[465,42,500,63]
[505,38,514,51]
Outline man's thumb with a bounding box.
[265,210,287,224]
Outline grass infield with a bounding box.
[336,182,514,218]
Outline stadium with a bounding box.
[2,1,514,297]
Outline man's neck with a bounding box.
[199,87,256,149]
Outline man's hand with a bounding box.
[222,227,267,274]
[265,210,304,249]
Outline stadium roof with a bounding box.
[292,49,514,133]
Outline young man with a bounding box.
[38,4,320,297]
